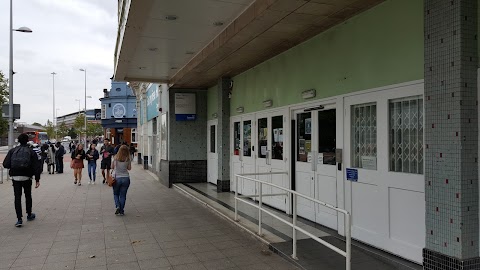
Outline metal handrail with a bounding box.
[234,172,351,270]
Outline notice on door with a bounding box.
[346,168,358,182]
[361,156,377,170]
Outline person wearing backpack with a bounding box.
[3,133,42,227]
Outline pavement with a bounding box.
[0,157,298,270]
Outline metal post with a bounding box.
[83,70,87,145]
[345,213,351,270]
[235,175,238,221]
[51,72,56,139]
[258,183,262,236]
[292,193,297,259]
[0,166,3,184]
[8,0,14,149]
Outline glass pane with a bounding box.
[210,125,216,153]
[234,122,240,155]
[297,112,312,162]
[258,118,267,158]
[389,97,423,174]
[271,116,283,160]
[318,110,336,165]
[351,103,377,169]
[243,121,252,157]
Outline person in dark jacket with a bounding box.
[55,142,65,173]
[3,133,42,227]
[40,143,48,173]
[86,144,99,184]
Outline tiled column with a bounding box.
[424,0,480,268]
[217,77,231,192]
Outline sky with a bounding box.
[0,0,117,125]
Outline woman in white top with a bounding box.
[111,145,131,216]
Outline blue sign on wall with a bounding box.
[346,168,358,182]
[146,84,159,121]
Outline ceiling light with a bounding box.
[186,51,195,55]
[213,21,224,26]
[138,67,146,70]
[165,15,178,21]
[171,67,178,70]
[148,48,158,52]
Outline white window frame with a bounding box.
[101,104,107,119]
[131,128,137,143]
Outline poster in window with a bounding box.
[305,118,312,135]
[299,139,306,155]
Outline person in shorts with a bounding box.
[100,138,114,184]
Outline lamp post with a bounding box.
[55,108,60,139]
[79,69,86,145]
[8,0,32,149]
[51,72,56,129]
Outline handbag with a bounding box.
[107,160,117,187]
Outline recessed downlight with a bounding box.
[165,15,178,21]
[213,21,224,26]
[171,67,178,70]
[138,67,147,70]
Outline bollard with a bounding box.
[137,153,142,165]
[143,156,148,170]
[0,167,3,184]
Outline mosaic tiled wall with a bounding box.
[217,78,231,191]
[424,0,479,263]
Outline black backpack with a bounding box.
[11,146,32,170]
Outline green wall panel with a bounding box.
[207,85,218,120]
[231,0,424,116]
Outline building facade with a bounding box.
[56,109,101,128]
[100,80,137,145]
[115,0,480,268]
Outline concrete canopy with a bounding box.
[114,0,384,88]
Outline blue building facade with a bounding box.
[100,80,137,145]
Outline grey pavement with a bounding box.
[0,160,298,270]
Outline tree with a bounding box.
[73,114,85,133]
[32,122,43,127]
[45,120,55,139]
[86,122,103,138]
[68,128,78,139]
[57,122,69,138]
[0,71,9,136]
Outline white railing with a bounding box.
[234,172,351,270]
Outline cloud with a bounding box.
[0,0,117,124]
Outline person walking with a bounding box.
[55,142,65,173]
[129,143,136,161]
[46,144,56,174]
[3,133,42,227]
[40,143,48,173]
[100,138,114,184]
[86,144,99,184]
[111,145,132,216]
[71,144,86,186]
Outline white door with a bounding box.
[344,85,425,263]
[255,110,289,212]
[230,116,256,196]
[207,120,218,185]
[294,104,338,229]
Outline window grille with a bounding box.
[389,97,423,174]
[101,104,106,119]
[351,103,377,169]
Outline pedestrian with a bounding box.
[111,145,132,216]
[71,144,86,186]
[40,143,48,173]
[86,143,99,184]
[3,133,42,227]
[113,143,121,156]
[100,138,114,184]
[46,144,56,174]
[55,142,65,173]
[129,143,136,161]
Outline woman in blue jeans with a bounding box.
[111,145,131,216]
[86,144,99,184]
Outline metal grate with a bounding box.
[389,97,423,174]
[351,103,377,169]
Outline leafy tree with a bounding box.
[45,120,55,139]
[73,114,85,132]
[32,122,43,127]
[0,71,9,136]
[68,128,78,139]
[86,122,103,138]
[57,122,69,138]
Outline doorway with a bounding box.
[207,119,218,185]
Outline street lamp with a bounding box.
[51,72,56,126]
[55,108,60,139]
[8,0,32,149]
[79,69,87,145]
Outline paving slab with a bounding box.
[0,158,297,270]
